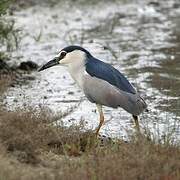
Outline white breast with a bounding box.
[68,67,86,89]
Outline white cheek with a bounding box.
[59,50,86,66]
[59,56,70,65]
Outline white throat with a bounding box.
[66,50,87,89]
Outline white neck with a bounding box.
[66,51,86,89]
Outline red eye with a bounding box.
[60,51,67,58]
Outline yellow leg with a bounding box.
[95,104,104,137]
[133,115,140,132]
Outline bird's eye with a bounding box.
[60,51,67,58]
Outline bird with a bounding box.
[38,45,147,136]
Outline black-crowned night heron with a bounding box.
[38,45,147,136]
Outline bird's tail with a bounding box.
[136,96,147,115]
[118,92,147,116]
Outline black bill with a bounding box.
[38,57,59,72]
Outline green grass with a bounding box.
[0,0,12,15]
[0,18,21,51]
[0,0,21,61]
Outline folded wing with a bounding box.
[86,58,136,94]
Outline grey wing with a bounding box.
[83,74,147,116]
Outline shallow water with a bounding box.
[3,0,180,139]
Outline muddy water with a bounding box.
[4,0,180,139]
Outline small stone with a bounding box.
[43,96,48,99]
[68,91,74,95]
[19,61,38,71]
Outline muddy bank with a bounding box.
[0,57,39,96]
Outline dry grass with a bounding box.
[0,107,179,180]
[0,77,179,180]
[0,74,12,94]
